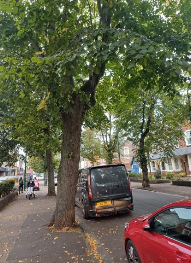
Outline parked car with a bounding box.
[76,164,133,219]
[35,174,43,180]
[124,198,191,263]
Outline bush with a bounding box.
[0,180,15,198]
[177,172,186,177]
[129,172,142,178]
[166,172,174,180]
[173,172,187,180]
[154,169,162,179]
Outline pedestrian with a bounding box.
[19,177,23,194]
[27,178,35,188]
[26,179,35,199]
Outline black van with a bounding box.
[76,164,133,219]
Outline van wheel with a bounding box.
[82,207,90,219]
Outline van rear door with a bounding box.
[90,165,130,201]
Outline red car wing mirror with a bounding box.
[143,221,151,231]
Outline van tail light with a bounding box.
[128,175,132,194]
[88,175,93,199]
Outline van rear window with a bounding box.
[91,166,127,184]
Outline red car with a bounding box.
[124,198,191,263]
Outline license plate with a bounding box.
[96,201,111,206]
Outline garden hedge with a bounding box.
[0,180,15,198]
[172,180,191,187]
[130,178,171,184]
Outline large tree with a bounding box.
[0,70,59,195]
[0,87,19,166]
[0,0,190,228]
[115,86,186,187]
[85,77,120,164]
[81,128,103,165]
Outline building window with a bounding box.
[124,147,129,155]
[167,158,173,170]
[174,158,179,170]
[162,161,166,171]
[151,161,156,171]
[185,130,191,145]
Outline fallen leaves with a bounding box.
[85,233,104,263]
[48,225,80,233]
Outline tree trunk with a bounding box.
[49,97,84,230]
[139,137,150,188]
[106,147,114,164]
[46,148,56,196]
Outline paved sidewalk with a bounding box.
[131,182,191,198]
[0,183,96,263]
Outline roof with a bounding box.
[150,146,191,160]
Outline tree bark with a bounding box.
[46,148,56,196]
[139,137,150,188]
[139,100,156,188]
[49,97,84,229]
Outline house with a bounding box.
[113,141,139,172]
[0,157,33,178]
[149,125,191,176]
[79,140,139,172]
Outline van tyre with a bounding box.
[82,206,90,219]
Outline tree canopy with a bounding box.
[0,0,190,228]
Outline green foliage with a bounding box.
[0,180,15,198]
[0,0,191,226]
[129,172,142,178]
[85,81,121,164]
[28,156,46,173]
[177,172,187,178]
[166,172,174,180]
[154,169,162,179]
[53,155,61,172]
[0,0,189,162]
[81,128,103,165]
[0,128,19,166]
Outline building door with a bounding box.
[132,164,139,174]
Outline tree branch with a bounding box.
[140,101,146,135]
[81,1,111,107]
[32,41,44,58]
[87,0,93,27]
[142,101,155,138]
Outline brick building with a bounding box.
[149,125,191,176]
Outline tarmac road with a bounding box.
[76,187,186,263]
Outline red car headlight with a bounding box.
[125,222,129,229]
